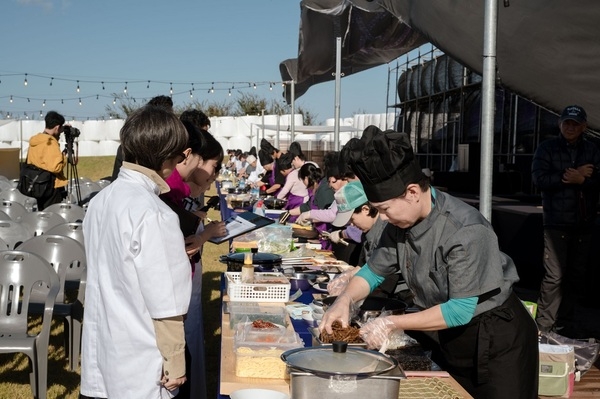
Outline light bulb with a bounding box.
[24,74,28,86]
[228,88,231,96]
[113,98,116,104]
[124,82,128,93]
[42,100,46,107]
[77,80,80,92]
[190,91,193,98]
[269,83,273,91]
[9,96,12,103]
[170,83,173,95]
[79,98,82,105]
[253,83,257,89]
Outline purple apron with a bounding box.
[268,162,281,197]
[308,190,332,250]
[284,193,305,223]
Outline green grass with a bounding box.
[0,157,229,399]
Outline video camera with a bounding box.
[63,125,81,142]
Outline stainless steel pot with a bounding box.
[281,343,405,399]
[219,252,283,272]
[287,271,330,291]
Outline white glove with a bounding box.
[328,230,344,244]
[360,316,398,350]
[327,267,360,296]
[296,211,311,225]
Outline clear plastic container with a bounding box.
[228,303,288,329]
[234,329,304,379]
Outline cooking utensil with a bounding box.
[278,210,291,224]
[263,197,288,210]
[286,271,330,291]
[320,230,349,246]
[219,252,283,272]
[281,343,404,399]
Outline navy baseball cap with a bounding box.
[560,105,587,124]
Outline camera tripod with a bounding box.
[64,138,82,206]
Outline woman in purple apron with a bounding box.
[276,152,308,223]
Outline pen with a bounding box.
[206,217,213,223]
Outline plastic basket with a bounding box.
[226,272,291,302]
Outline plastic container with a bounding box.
[228,303,288,329]
[226,272,291,302]
[234,329,304,379]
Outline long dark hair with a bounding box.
[299,163,323,188]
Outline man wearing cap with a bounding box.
[532,105,600,337]
[320,126,538,399]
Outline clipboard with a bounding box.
[208,211,275,244]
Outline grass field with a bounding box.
[0,156,229,398]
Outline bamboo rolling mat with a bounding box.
[398,377,468,399]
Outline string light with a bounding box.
[102,81,105,90]
[79,98,82,105]
[169,83,173,95]
[76,80,80,93]
[123,82,127,94]
[269,83,273,90]
[211,82,214,93]
[9,96,13,103]
[42,99,46,107]
[27,98,30,103]
[61,99,64,104]
[24,73,28,86]
[147,80,150,89]
[190,90,193,98]
[40,110,43,117]
[50,77,53,86]
[113,97,116,104]
[253,83,257,89]
[228,88,231,96]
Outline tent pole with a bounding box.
[479,0,498,221]
[290,80,295,143]
[334,37,342,151]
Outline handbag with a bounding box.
[18,163,56,198]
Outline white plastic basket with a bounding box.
[226,272,291,302]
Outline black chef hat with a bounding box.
[343,125,424,202]
[258,148,273,165]
[260,138,278,154]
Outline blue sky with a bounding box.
[0,0,393,123]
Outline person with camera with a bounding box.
[20,110,68,210]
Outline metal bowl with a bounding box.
[288,271,330,291]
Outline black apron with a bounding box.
[438,293,539,399]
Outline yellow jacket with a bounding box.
[27,133,68,188]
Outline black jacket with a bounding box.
[532,134,600,228]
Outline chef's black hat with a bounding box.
[342,125,424,202]
[258,148,273,165]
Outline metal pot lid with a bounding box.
[281,343,397,377]
[224,252,283,264]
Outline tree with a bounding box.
[234,92,268,116]
[104,94,141,119]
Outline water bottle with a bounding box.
[250,184,260,200]
[238,176,246,190]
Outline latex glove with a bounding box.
[359,316,398,350]
[319,294,355,335]
[296,211,312,225]
[328,230,344,244]
[327,267,360,296]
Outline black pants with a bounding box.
[438,293,539,399]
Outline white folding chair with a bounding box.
[0,200,28,221]
[17,234,87,371]
[0,220,31,249]
[46,222,85,247]
[19,211,67,237]
[44,203,86,223]
[0,187,38,212]
[0,250,60,399]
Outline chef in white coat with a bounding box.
[81,105,193,399]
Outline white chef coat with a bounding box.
[81,166,192,399]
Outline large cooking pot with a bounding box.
[281,342,404,399]
[263,197,288,210]
[323,296,407,324]
[219,252,282,272]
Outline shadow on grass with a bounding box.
[0,317,81,399]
